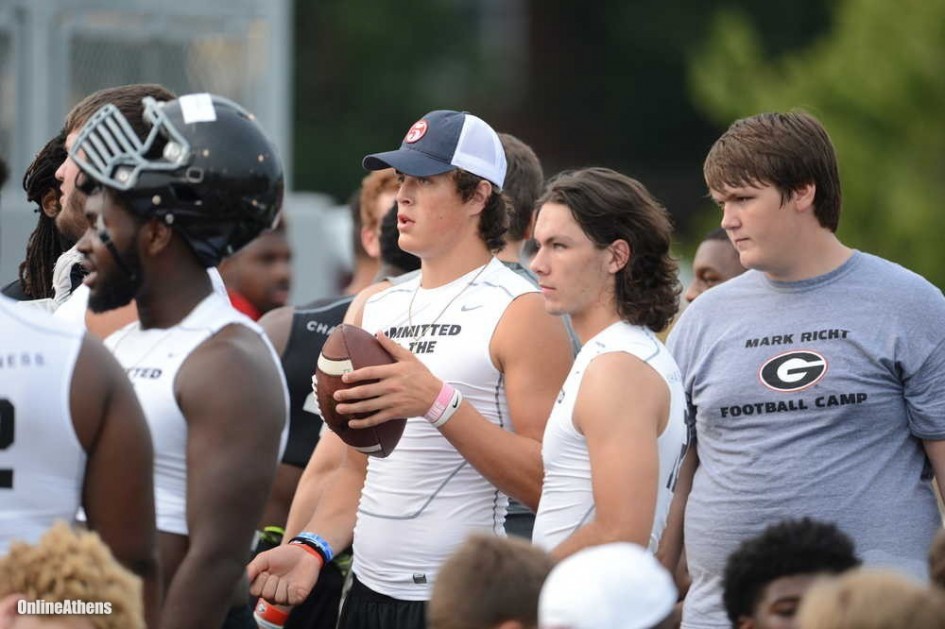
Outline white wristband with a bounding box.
[430,387,463,428]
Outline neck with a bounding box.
[420,242,493,288]
[765,230,852,283]
[136,262,213,329]
[570,306,623,346]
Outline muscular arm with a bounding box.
[549,352,668,560]
[339,292,571,510]
[160,325,286,629]
[74,335,161,628]
[441,293,571,509]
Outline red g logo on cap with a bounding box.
[404,120,428,143]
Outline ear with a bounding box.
[607,239,631,274]
[41,189,61,218]
[361,225,380,259]
[466,179,493,216]
[791,182,816,213]
[141,216,175,256]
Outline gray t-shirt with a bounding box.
[668,251,945,629]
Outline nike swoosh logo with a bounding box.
[461,304,483,312]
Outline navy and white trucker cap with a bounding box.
[362,110,507,189]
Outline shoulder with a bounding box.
[258,304,296,355]
[584,326,671,382]
[575,351,668,429]
[855,252,944,303]
[178,322,285,415]
[1,296,84,341]
[349,279,398,326]
[583,350,664,389]
[492,291,565,359]
[485,259,539,296]
[195,322,274,366]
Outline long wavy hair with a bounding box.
[537,167,680,332]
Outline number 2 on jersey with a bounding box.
[0,399,13,489]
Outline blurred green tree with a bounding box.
[690,0,945,287]
[292,0,484,201]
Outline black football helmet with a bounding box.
[70,93,284,267]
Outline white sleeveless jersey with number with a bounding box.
[105,292,288,535]
[354,258,536,600]
[0,296,85,554]
[532,321,688,552]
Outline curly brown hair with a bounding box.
[452,169,508,252]
[537,167,680,332]
[0,522,144,629]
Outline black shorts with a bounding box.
[284,560,346,629]
[338,574,427,629]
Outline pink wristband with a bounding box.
[425,382,455,422]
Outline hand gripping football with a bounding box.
[314,324,406,457]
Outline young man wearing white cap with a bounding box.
[529,168,687,560]
[248,110,572,629]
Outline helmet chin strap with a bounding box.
[97,228,138,283]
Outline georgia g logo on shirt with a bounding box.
[759,350,828,392]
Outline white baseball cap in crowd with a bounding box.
[538,542,677,629]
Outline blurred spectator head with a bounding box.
[723,518,860,629]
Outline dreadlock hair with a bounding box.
[17,131,68,299]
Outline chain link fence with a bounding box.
[1,1,351,303]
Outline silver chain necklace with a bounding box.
[406,261,489,345]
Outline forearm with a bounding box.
[284,472,326,541]
[295,454,364,552]
[657,448,698,573]
[159,548,246,629]
[439,404,544,510]
[285,434,346,540]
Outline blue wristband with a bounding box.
[290,532,334,564]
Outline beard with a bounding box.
[87,244,143,313]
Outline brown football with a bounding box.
[315,324,406,457]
